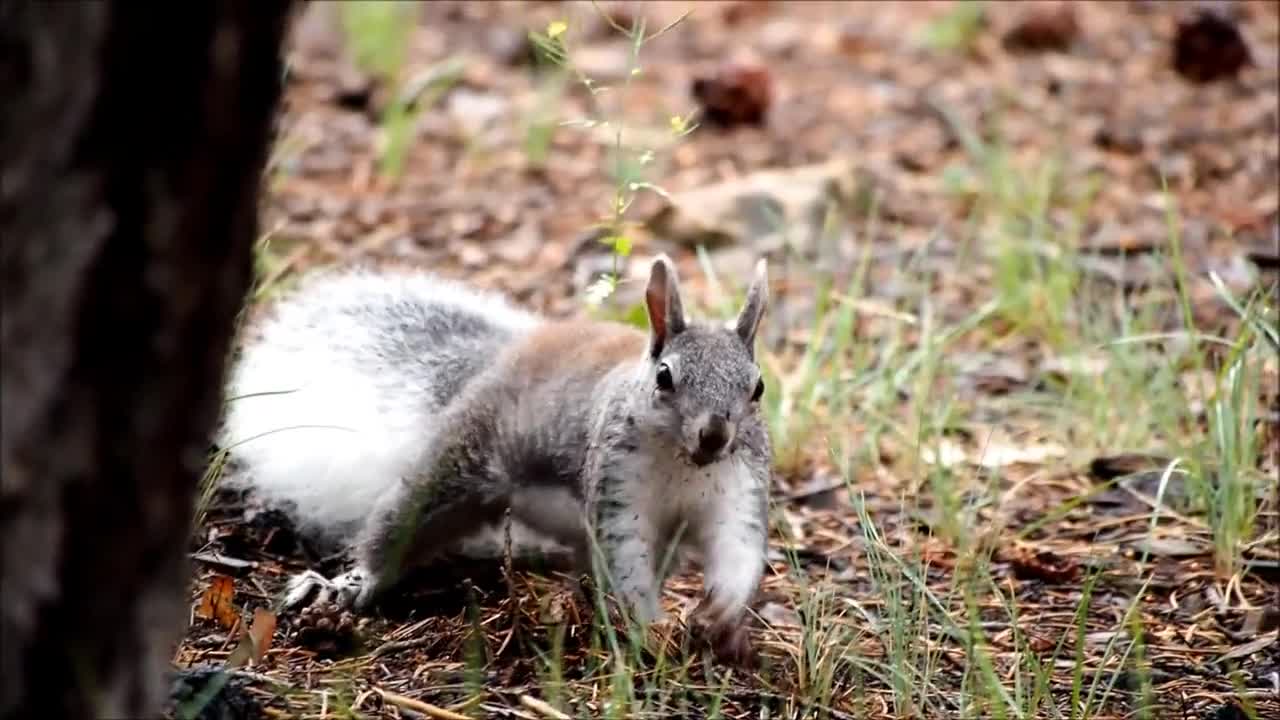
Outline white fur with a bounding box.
[219,268,541,539]
[692,455,767,626]
[593,386,766,625]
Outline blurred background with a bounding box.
[262,1,1276,316]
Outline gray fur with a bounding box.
[240,258,773,643]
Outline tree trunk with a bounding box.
[1,2,291,717]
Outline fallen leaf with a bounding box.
[493,219,542,266]
[1094,116,1144,155]
[1041,352,1111,380]
[333,62,375,111]
[225,633,254,669]
[1132,536,1208,558]
[195,574,240,630]
[1173,8,1252,84]
[721,0,776,27]
[691,59,773,129]
[646,158,856,249]
[975,438,1067,469]
[1002,2,1079,53]
[1088,453,1174,480]
[757,601,802,628]
[246,608,277,664]
[1000,543,1081,584]
[1245,249,1280,271]
[1219,630,1277,662]
[1239,606,1280,637]
[920,437,969,468]
[519,695,572,720]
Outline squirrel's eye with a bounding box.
[656,364,675,391]
[751,378,764,402]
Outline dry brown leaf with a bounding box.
[691,59,773,129]
[1088,453,1174,480]
[1174,8,1253,84]
[1000,543,1081,584]
[246,607,277,664]
[645,158,856,250]
[1002,2,1079,53]
[923,432,1066,469]
[195,574,239,630]
[225,632,255,669]
[1220,630,1277,662]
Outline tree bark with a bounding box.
[1,2,291,717]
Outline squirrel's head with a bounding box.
[642,253,768,467]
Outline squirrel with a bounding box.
[217,254,773,661]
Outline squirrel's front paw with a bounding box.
[644,616,681,657]
[691,617,758,668]
[282,569,373,612]
[690,602,759,668]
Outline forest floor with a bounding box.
[174,2,1278,719]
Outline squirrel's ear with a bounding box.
[645,254,686,357]
[734,258,768,354]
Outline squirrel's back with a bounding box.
[218,267,542,539]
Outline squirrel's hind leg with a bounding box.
[281,569,368,610]
[344,420,512,611]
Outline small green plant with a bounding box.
[528,6,693,310]
[918,0,987,53]
[1199,281,1272,576]
[338,2,464,182]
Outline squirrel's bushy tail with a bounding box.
[217,268,540,540]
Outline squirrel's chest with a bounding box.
[600,439,753,530]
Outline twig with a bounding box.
[191,551,258,571]
[784,478,847,503]
[519,695,572,720]
[376,688,473,720]
[371,636,434,658]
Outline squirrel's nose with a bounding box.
[698,417,730,454]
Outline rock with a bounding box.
[486,26,536,66]
[455,240,490,269]
[334,62,376,111]
[572,43,633,83]
[317,194,352,220]
[894,122,950,172]
[1133,537,1208,558]
[291,2,343,61]
[300,146,353,175]
[1094,117,1144,155]
[493,219,542,266]
[645,158,858,252]
[1174,8,1252,84]
[354,198,386,230]
[691,59,773,129]
[447,89,509,137]
[757,19,804,59]
[757,601,802,629]
[278,193,318,222]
